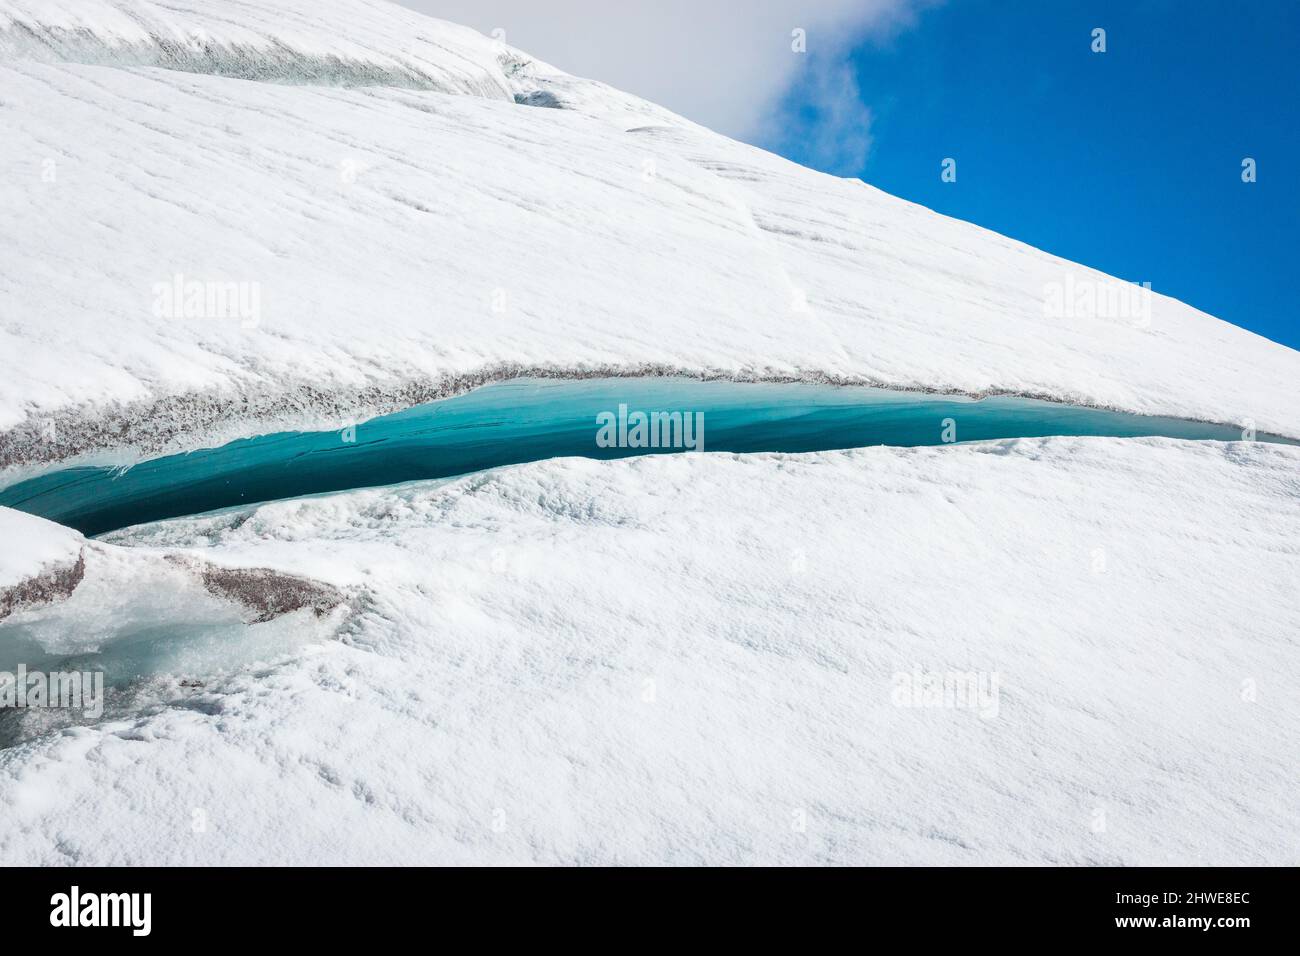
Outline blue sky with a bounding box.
[766,0,1299,350]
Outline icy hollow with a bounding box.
[1,378,1293,537]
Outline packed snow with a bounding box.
[1,439,1297,864]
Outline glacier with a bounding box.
[0,0,1296,865]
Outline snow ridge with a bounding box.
[0,0,516,96]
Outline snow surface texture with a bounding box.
[1,438,1297,864]
[1,0,1297,479]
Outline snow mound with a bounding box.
[0,506,81,591]
[2,438,1296,864]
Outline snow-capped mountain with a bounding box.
[0,0,1296,866]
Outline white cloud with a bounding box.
[395,0,932,145]
[777,58,876,175]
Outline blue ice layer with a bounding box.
[2,378,1290,536]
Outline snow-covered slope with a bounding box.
[1,438,1296,864]
[0,0,1296,478]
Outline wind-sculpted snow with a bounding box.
[1,439,1296,864]
[0,0,1297,473]
[0,0,515,96]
